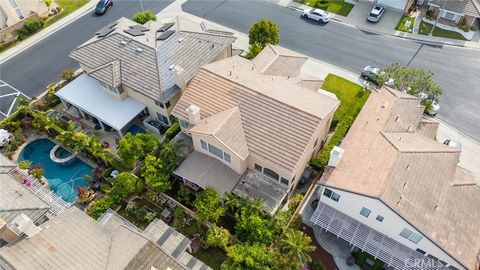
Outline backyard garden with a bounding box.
[310,73,369,171]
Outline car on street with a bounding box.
[444,139,462,150]
[95,0,113,16]
[361,66,384,85]
[302,8,331,23]
[367,5,385,22]
[415,92,440,116]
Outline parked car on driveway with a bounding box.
[415,92,440,116]
[367,5,385,23]
[95,0,113,16]
[444,139,462,150]
[361,66,384,85]
[303,8,331,23]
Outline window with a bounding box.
[200,140,207,150]
[376,215,384,222]
[15,9,23,20]
[9,0,18,8]
[323,188,341,202]
[263,167,279,180]
[254,164,262,172]
[208,144,223,159]
[280,177,289,186]
[442,11,456,20]
[400,228,413,239]
[156,112,169,125]
[415,248,426,255]
[400,228,423,244]
[155,100,165,108]
[180,119,190,129]
[331,192,340,202]
[323,188,333,198]
[224,152,231,163]
[409,233,423,244]
[360,207,371,218]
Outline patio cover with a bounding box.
[174,151,241,195]
[55,74,146,131]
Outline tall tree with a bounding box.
[224,243,276,270]
[141,155,171,193]
[159,140,185,174]
[379,63,442,100]
[248,19,280,48]
[206,224,231,249]
[118,133,158,168]
[193,187,225,223]
[111,172,136,199]
[279,229,316,269]
[235,207,275,244]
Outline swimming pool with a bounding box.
[18,139,92,203]
[126,124,146,136]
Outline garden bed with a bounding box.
[194,247,227,270]
[117,198,162,230]
[295,0,354,17]
[395,16,415,33]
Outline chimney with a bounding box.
[10,214,41,238]
[186,105,201,125]
[173,66,186,91]
[328,146,344,167]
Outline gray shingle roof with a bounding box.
[429,0,480,17]
[70,16,236,102]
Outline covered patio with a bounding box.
[55,74,147,138]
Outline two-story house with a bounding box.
[172,45,340,214]
[309,87,480,270]
[55,16,235,137]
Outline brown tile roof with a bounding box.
[172,54,339,172]
[253,44,308,77]
[190,106,249,159]
[323,87,480,269]
[429,0,480,16]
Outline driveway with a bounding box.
[337,1,403,33]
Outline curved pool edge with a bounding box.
[50,144,77,164]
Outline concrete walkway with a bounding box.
[0,0,96,64]
[268,0,480,48]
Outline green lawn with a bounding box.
[44,0,90,27]
[296,0,355,17]
[321,74,369,123]
[418,21,467,40]
[395,16,415,33]
[194,247,227,270]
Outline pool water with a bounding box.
[18,139,92,203]
[126,124,146,136]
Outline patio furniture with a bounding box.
[166,199,176,210]
[85,130,94,136]
[161,209,172,223]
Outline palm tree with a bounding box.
[159,140,185,173]
[280,229,316,269]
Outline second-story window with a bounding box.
[224,153,231,163]
[263,167,279,181]
[200,140,207,150]
[208,144,223,159]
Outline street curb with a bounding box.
[0,0,96,64]
[282,2,478,49]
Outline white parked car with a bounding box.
[303,8,331,23]
[415,92,440,116]
[367,5,385,23]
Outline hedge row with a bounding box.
[310,116,353,171]
[165,121,180,141]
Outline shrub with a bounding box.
[310,116,353,171]
[311,261,327,270]
[87,194,122,219]
[18,160,32,170]
[14,28,29,40]
[165,121,180,140]
[59,69,75,81]
[44,0,52,7]
[426,9,433,19]
[132,10,157,24]
[315,1,329,9]
[470,25,478,31]
[30,167,45,180]
[24,18,43,33]
[458,24,469,32]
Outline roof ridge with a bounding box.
[211,106,238,134]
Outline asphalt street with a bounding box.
[0,0,172,117]
[183,0,480,140]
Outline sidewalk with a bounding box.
[269,0,480,48]
[0,0,96,65]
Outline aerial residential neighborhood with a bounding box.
[0,0,479,270]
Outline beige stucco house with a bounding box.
[427,0,480,26]
[0,0,48,29]
[56,16,235,137]
[172,45,340,213]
